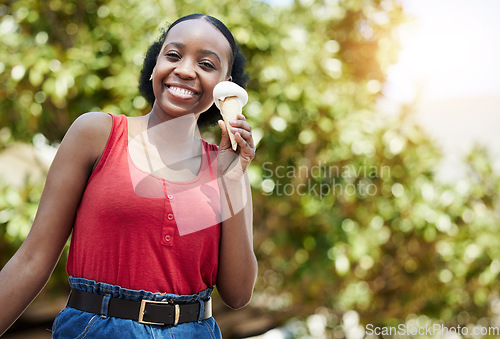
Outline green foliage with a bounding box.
[0,177,42,259]
[1,0,500,336]
[0,0,173,141]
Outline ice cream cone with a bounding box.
[213,81,248,151]
[218,96,241,150]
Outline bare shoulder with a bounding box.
[66,112,113,141]
[59,112,113,169]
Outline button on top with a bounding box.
[167,213,174,220]
[165,235,171,242]
[167,194,173,200]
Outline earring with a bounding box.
[149,73,153,81]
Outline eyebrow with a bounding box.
[164,42,221,64]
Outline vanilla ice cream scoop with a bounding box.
[213,81,248,151]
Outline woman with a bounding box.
[0,14,257,337]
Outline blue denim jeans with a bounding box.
[52,277,222,338]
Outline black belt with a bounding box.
[67,289,212,326]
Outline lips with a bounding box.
[165,84,199,99]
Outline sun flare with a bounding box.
[384,0,500,103]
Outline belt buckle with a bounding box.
[138,299,181,326]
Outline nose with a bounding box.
[174,59,196,80]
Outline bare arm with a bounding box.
[0,112,112,335]
[217,172,257,309]
[216,116,258,309]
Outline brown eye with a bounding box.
[165,51,181,59]
[200,61,215,69]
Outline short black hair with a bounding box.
[138,14,249,127]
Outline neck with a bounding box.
[146,110,200,150]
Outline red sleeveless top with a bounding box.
[67,114,222,294]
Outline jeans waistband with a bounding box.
[68,276,213,303]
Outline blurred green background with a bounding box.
[1,0,500,338]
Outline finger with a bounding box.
[229,118,254,148]
[235,132,255,159]
[234,129,255,151]
[219,119,228,135]
[231,127,254,149]
[229,119,252,133]
[218,120,232,149]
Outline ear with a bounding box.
[227,76,233,82]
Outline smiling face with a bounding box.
[151,19,233,120]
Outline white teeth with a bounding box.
[169,86,195,96]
